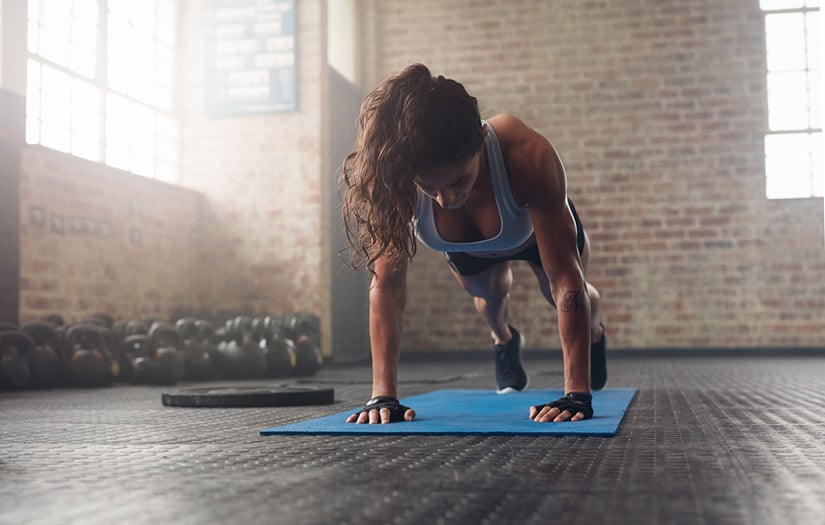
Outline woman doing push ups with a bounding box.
[341,64,607,424]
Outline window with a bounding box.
[26,0,179,183]
[762,0,822,199]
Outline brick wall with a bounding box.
[178,0,328,318]
[361,0,825,350]
[18,147,205,323]
[11,0,330,332]
[7,0,822,351]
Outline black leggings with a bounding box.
[445,199,585,277]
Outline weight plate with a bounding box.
[161,385,334,408]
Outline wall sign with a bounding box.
[204,0,296,116]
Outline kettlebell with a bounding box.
[149,322,185,381]
[293,335,323,376]
[231,316,255,341]
[21,321,63,388]
[251,316,295,378]
[195,320,218,345]
[261,334,297,378]
[0,331,36,389]
[124,319,151,337]
[281,312,321,342]
[63,323,114,388]
[175,318,199,344]
[175,318,218,381]
[217,334,267,380]
[123,334,177,386]
[98,326,123,381]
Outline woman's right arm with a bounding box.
[346,254,416,424]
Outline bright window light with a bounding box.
[762,1,822,199]
[25,0,179,184]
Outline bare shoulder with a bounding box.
[488,114,539,145]
[487,114,565,205]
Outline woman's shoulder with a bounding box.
[489,115,556,173]
[488,114,564,203]
[487,114,529,137]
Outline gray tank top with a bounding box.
[414,122,535,253]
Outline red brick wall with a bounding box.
[18,147,205,323]
[15,0,330,329]
[10,0,823,350]
[362,0,825,350]
[178,0,327,317]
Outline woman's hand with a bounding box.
[346,396,416,424]
[529,392,593,422]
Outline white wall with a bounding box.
[1,0,27,94]
[327,0,358,85]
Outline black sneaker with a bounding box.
[495,325,528,394]
[591,324,607,391]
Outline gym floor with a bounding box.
[2,351,825,525]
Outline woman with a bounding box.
[341,64,606,424]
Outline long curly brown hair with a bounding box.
[341,64,483,272]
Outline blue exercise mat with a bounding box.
[260,388,636,436]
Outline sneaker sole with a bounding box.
[496,378,529,395]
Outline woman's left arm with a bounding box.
[525,141,592,396]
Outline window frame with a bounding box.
[761,0,823,200]
[25,0,180,183]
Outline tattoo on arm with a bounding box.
[560,290,586,313]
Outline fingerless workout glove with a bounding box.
[351,396,412,422]
[536,392,594,420]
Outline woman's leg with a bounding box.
[449,259,528,392]
[527,230,604,342]
[448,261,514,345]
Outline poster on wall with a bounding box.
[204,0,296,116]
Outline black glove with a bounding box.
[533,392,593,420]
[350,396,412,422]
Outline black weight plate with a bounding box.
[161,385,334,408]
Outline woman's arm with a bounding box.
[494,115,592,398]
[528,149,592,397]
[368,254,408,399]
[346,254,416,424]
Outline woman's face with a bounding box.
[414,126,487,210]
[414,153,481,209]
